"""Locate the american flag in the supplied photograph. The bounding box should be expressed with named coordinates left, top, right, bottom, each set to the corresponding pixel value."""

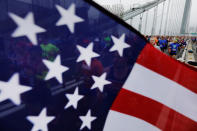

left=0, top=0, right=197, bottom=131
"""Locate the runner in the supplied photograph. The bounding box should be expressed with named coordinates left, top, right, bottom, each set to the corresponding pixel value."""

left=163, top=37, right=168, bottom=50
left=158, top=37, right=166, bottom=52
left=150, top=37, right=161, bottom=51
left=169, top=40, right=180, bottom=59
left=192, top=37, right=196, bottom=44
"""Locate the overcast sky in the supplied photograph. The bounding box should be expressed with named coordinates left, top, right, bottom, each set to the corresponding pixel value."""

left=94, top=0, right=197, bottom=28
left=190, top=0, right=197, bottom=27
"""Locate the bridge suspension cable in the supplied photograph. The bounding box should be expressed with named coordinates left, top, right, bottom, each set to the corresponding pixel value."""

left=151, top=2, right=159, bottom=35
left=159, top=1, right=165, bottom=35
left=121, top=0, right=166, bottom=21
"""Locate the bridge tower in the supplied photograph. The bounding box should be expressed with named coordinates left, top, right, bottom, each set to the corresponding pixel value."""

left=180, top=0, right=192, bottom=35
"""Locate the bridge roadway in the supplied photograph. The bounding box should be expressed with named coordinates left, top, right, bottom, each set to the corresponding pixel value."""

left=193, top=43, right=197, bottom=62
left=175, top=41, right=197, bottom=68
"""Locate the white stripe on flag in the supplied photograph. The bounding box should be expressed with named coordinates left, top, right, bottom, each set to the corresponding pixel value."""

left=103, top=110, right=161, bottom=131
left=124, top=63, right=197, bottom=122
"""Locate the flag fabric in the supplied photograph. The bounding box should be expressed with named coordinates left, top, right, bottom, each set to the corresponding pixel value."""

left=104, top=44, right=197, bottom=131
left=0, top=0, right=197, bottom=131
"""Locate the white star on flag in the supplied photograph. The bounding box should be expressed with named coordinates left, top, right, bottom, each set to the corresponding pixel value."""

left=43, top=55, right=69, bottom=84
left=0, top=73, right=31, bottom=105
left=65, top=87, right=84, bottom=109
left=9, top=12, right=46, bottom=45
left=27, top=108, right=55, bottom=131
left=77, top=42, right=99, bottom=66
left=79, top=110, right=97, bottom=130
left=91, top=73, right=111, bottom=92
left=110, top=34, right=130, bottom=57
left=56, top=4, right=84, bottom=33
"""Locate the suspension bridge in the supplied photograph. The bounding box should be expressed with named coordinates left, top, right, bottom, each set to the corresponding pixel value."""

left=99, top=0, right=193, bottom=36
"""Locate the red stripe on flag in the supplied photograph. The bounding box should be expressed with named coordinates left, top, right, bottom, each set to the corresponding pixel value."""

left=111, top=88, right=197, bottom=131
left=137, top=44, right=197, bottom=94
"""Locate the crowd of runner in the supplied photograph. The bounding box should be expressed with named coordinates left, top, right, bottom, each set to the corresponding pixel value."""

left=145, top=36, right=192, bottom=59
